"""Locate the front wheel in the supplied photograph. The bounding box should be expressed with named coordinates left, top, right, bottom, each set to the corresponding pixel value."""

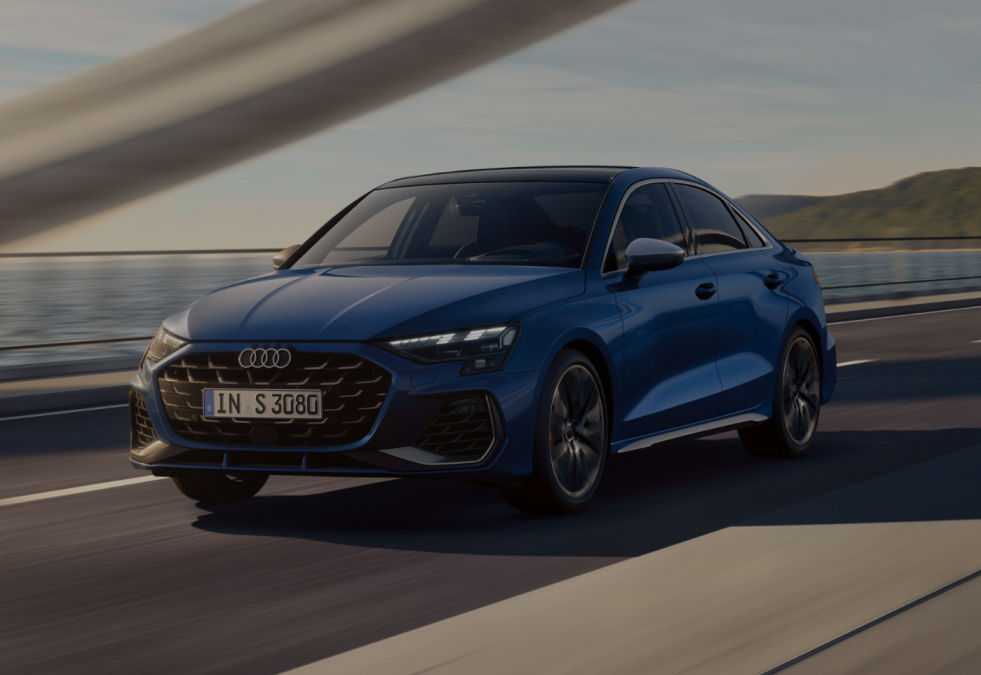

left=503, top=350, right=608, bottom=515
left=739, top=327, right=821, bottom=459
left=170, top=471, right=268, bottom=504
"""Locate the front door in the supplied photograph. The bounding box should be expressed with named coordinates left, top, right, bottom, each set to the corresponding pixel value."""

left=604, top=182, right=722, bottom=442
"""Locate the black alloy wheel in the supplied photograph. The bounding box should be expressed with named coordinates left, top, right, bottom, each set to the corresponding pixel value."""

left=739, top=327, right=821, bottom=459
left=504, top=349, right=608, bottom=514
left=782, top=335, right=821, bottom=445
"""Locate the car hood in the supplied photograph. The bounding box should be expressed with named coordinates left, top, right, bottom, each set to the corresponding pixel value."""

left=166, top=265, right=584, bottom=341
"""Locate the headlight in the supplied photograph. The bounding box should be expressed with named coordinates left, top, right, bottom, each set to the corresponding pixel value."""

left=141, top=327, right=187, bottom=366
left=384, top=325, right=519, bottom=375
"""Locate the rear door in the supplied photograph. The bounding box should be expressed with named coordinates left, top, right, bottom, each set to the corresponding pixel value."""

left=605, top=182, right=722, bottom=441
left=671, top=183, right=790, bottom=415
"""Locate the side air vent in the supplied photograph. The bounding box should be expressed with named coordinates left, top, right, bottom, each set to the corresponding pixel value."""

left=130, top=391, right=158, bottom=450
left=415, top=395, right=496, bottom=462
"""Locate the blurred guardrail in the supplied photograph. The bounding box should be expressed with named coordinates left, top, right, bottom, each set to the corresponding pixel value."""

left=1, top=238, right=980, bottom=369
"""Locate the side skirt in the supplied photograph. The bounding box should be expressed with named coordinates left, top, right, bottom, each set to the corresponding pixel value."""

left=614, top=412, right=768, bottom=454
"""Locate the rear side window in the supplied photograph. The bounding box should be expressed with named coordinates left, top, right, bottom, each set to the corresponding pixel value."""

left=605, top=183, right=687, bottom=271
left=674, top=184, right=748, bottom=254
left=733, top=211, right=768, bottom=248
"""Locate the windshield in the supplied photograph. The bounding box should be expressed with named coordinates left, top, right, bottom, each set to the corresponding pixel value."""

left=292, top=182, right=607, bottom=268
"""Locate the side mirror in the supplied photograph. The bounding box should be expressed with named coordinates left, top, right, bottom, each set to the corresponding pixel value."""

left=272, top=244, right=300, bottom=270
left=625, top=238, right=685, bottom=276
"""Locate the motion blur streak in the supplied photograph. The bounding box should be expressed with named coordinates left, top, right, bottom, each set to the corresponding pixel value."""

left=0, top=307, right=978, bottom=673
left=0, top=403, right=128, bottom=422
left=0, top=0, right=630, bottom=245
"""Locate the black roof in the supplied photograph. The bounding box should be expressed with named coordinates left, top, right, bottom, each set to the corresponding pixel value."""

left=380, top=165, right=635, bottom=188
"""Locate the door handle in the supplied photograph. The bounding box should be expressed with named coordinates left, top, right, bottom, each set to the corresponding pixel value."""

left=695, top=282, right=717, bottom=300
left=764, top=273, right=783, bottom=289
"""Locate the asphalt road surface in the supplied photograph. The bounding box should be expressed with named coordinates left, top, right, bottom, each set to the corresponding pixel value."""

left=2, top=306, right=980, bottom=674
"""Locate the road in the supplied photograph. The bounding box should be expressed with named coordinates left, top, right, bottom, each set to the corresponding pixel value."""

left=1, top=306, right=979, bottom=673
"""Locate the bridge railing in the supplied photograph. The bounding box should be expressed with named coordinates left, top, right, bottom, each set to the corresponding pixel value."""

left=1, top=238, right=979, bottom=367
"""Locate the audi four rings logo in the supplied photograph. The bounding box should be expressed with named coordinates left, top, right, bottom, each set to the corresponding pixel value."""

left=238, top=346, right=293, bottom=369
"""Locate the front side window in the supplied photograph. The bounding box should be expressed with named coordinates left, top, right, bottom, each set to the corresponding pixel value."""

left=293, top=182, right=607, bottom=268
left=674, top=184, right=748, bottom=254
left=605, top=183, right=686, bottom=272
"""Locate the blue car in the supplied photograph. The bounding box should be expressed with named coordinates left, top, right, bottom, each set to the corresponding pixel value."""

left=130, top=166, right=836, bottom=513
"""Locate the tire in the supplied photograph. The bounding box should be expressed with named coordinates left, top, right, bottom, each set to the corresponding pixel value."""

left=503, top=349, right=608, bottom=514
left=170, top=471, right=268, bottom=504
left=739, top=327, right=821, bottom=459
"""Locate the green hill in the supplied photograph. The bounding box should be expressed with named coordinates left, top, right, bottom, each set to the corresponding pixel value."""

left=735, top=195, right=825, bottom=222
left=736, top=167, right=981, bottom=241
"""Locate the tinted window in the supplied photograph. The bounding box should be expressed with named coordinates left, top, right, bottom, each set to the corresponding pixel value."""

left=605, top=183, right=686, bottom=271
left=333, top=198, right=413, bottom=251
left=428, top=200, right=478, bottom=247
left=674, top=184, right=748, bottom=254
left=294, top=182, right=607, bottom=268
left=733, top=211, right=767, bottom=248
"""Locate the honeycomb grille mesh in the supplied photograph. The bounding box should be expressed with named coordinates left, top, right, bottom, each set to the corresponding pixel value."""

left=130, top=391, right=157, bottom=450
left=157, top=351, right=391, bottom=448
left=415, top=396, right=495, bottom=461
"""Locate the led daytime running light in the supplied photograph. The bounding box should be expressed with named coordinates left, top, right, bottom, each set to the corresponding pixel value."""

left=385, top=325, right=519, bottom=374
left=389, top=326, right=507, bottom=350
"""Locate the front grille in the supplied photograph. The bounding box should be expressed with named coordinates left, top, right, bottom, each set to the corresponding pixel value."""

left=130, top=391, right=157, bottom=450
left=415, top=396, right=496, bottom=462
left=158, top=351, right=391, bottom=448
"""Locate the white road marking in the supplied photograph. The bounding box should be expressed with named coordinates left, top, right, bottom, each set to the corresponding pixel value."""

left=973, top=339, right=981, bottom=344
left=0, top=475, right=164, bottom=508
left=829, top=304, right=981, bottom=325
left=838, top=359, right=875, bottom=367
left=0, top=402, right=128, bottom=422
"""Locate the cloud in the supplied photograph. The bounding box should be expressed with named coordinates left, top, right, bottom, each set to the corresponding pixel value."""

left=0, top=1, right=250, bottom=57
left=0, top=0, right=253, bottom=99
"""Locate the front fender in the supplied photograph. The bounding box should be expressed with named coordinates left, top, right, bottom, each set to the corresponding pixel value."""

left=505, top=293, right=623, bottom=437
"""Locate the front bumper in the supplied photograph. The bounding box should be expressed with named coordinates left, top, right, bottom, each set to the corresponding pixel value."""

left=130, top=340, right=540, bottom=481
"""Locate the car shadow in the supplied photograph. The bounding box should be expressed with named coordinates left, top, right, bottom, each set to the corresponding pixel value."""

left=192, top=427, right=981, bottom=558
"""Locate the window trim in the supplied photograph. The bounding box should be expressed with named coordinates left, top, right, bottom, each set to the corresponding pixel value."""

left=600, top=179, right=773, bottom=277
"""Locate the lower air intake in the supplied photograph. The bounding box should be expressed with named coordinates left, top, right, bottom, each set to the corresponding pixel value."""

left=415, top=395, right=496, bottom=462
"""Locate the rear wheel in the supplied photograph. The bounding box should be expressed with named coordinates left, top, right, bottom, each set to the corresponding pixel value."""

left=170, top=471, right=268, bottom=504
left=503, top=350, right=608, bottom=514
left=739, top=327, right=821, bottom=459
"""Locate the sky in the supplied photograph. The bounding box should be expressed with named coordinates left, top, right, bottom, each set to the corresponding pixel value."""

left=2, top=0, right=980, bottom=252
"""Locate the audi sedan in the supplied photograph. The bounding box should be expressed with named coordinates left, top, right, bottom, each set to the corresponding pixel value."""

left=130, top=166, right=836, bottom=513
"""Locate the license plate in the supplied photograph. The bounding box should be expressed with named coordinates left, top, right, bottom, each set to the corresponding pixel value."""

left=202, top=389, right=322, bottom=420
